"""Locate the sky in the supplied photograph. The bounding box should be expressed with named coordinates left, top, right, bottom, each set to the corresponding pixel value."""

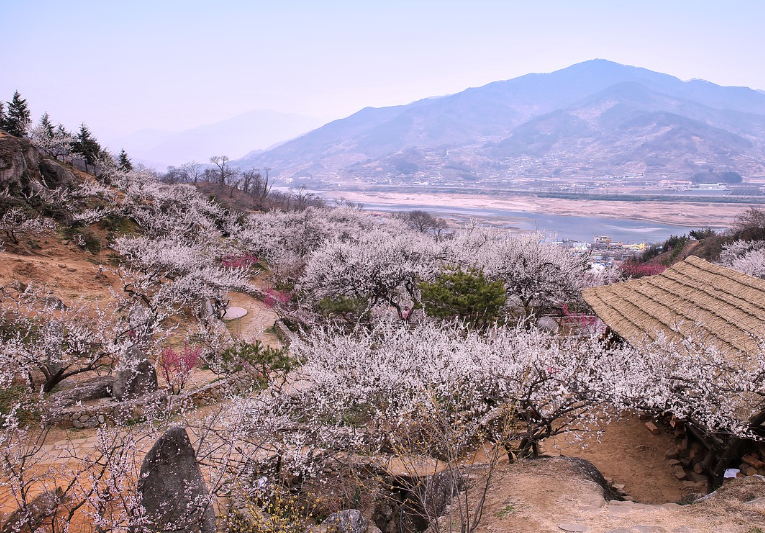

left=2, top=0, right=764, bottom=144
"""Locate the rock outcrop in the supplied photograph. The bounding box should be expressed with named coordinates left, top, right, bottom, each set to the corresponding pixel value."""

left=0, top=134, right=75, bottom=191
left=322, top=510, right=368, bottom=533
left=49, top=375, right=114, bottom=407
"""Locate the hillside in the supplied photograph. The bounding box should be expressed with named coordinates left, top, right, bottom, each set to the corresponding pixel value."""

left=5, top=132, right=765, bottom=532
left=233, top=59, right=765, bottom=186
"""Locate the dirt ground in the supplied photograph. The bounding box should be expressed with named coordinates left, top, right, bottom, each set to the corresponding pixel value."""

left=469, top=456, right=765, bottom=533
left=542, top=417, right=686, bottom=504
left=0, top=234, right=120, bottom=302
left=224, top=292, right=282, bottom=348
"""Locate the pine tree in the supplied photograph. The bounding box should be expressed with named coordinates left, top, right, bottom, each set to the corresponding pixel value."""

left=5, top=91, right=32, bottom=137
left=0, top=101, right=6, bottom=132
left=39, top=112, right=55, bottom=138
left=71, top=123, right=101, bottom=168
left=118, top=149, right=133, bottom=172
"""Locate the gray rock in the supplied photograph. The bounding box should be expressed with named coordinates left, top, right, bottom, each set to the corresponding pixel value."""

left=556, top=456, right=614, bottom=498
left=49, top=376, right=114, bottom=407
left=558, top=525, right=589, bottom=532
left=137, top=426, right=216, bottom=533
left=112, top=346, right=157, bottom=401
left=633, top=527, right=665, bottom=533
left=1, top=488, right=65, bottom=533
left=322, top=510, right=368, bottom=533
left=537, top=315, right=560, bottom=333
left=39, top=159, right=76, bottom=189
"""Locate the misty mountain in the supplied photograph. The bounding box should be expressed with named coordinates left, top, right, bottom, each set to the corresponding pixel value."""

left=109, top=110, right=324, bottom=170
left=233, top=60, right=765, bottom=184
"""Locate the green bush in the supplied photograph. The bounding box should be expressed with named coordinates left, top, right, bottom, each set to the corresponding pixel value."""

left=220, top=340, right=297, bottom=388
left=419, top=267, right=506, bottom=329
left=317, top=296, right=369, bottom=322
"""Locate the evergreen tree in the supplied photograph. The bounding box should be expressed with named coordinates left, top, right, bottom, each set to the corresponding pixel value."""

left=71, top=123, right=101, bottom=168
left=39, top=112, right=55, bottom=138
left=5, top=91, right=32, bottom=137
left=0, top=101, right=6, bottom=132
left=419, top=267, right=507, bottom=329
left=118, top=149, right=133, bottom=172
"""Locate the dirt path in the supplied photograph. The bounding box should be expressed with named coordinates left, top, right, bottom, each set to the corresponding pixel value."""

left=473, top=457, right=765, bottom=533
left=224, top=292, right=282, bottom=347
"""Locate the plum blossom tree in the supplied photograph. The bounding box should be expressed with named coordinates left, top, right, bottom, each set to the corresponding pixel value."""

left=719, top=239, right=765, bottom=278
left=29, top=123, right=75, bottom=162
left=232, top=206, right=385, bottom=287
left=448, top=230, right=589, bottom=321
left=300, top=228, right=438, bottom=321
left=0, top=207, right=56, bottom=246
left=0, top=286, right=130, bottom=392
left=284, top=321, right=638, bottom=459
left=114, top=234, right=256, bottom=324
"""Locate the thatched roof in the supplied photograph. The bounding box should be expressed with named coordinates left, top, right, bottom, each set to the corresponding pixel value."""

left=583, top=256, right=765, bottom=356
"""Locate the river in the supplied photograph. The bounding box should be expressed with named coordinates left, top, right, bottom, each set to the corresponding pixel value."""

left=360, top=201, right=696, bottom=244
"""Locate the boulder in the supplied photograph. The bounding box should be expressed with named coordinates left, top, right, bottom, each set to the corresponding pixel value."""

left=39, top=159, right=76, bottom=189
left=49, top=375, right=114, bottom=407
left=0, top=134, right=75, bottom=191
left=112, top=346, right=157, bottom=401
left=322, top=510, right=368, bottom=533
left=137, top=426, right=216, bottom=533
left=1, top=488, right=65, bottom=533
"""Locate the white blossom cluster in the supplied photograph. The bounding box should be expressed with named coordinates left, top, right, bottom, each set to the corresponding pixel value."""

left=719, top=239, right=765, bottom=278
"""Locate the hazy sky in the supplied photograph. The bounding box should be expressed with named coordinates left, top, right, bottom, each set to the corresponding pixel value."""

left=2, top=0, right=763, bottom=143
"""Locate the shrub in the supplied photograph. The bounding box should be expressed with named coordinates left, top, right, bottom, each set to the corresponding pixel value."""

left=221, top=254, right=259, bottom=269
left=619, top=261, right=666, bottom=279
left=158, top=342, right=202, bottom=394
left=317, top=296, right=368, bottom=322
left=220, top=340, right=296, bottom=388
left=264, top=289, right=291, bottom=307
left=419, top=267, right=506, bottom=329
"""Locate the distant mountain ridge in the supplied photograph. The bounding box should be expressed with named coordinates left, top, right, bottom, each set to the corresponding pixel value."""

left=232, top=59, right=765, bottom=185
left=110, top=110, right=324, bottom=169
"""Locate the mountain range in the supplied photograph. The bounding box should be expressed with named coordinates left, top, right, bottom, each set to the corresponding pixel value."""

left=231, top=60, right=765, bottom=185
left=108, top=110, right=324, bottom=169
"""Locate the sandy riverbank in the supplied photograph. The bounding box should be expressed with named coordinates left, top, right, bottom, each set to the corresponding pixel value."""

left=323, top=190, right=755, bottom=228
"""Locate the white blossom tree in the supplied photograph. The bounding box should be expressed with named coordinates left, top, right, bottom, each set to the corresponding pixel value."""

left=719, top=239, right=765, bottom=278
left=448, top=230, right=589, bottom=321
left=0, top=286, right=130, bottom=393
left=300, top=228, right=438, bottom=321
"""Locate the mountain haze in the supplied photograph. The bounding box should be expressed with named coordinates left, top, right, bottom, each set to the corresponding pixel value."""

left=110, top=110, right=324, bottom=169
left=232, top=60, right=765, bottom=184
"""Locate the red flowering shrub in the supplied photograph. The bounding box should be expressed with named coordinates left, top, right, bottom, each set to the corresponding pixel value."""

left=221, top=254, right=259, bottom=269
left=619, top=261, right=666, bottom=279
left=158, top=342, right=202, bottom=394
left=560, top=303, right=599, bottom=331
left=264, top=289, right=291, bottom=307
